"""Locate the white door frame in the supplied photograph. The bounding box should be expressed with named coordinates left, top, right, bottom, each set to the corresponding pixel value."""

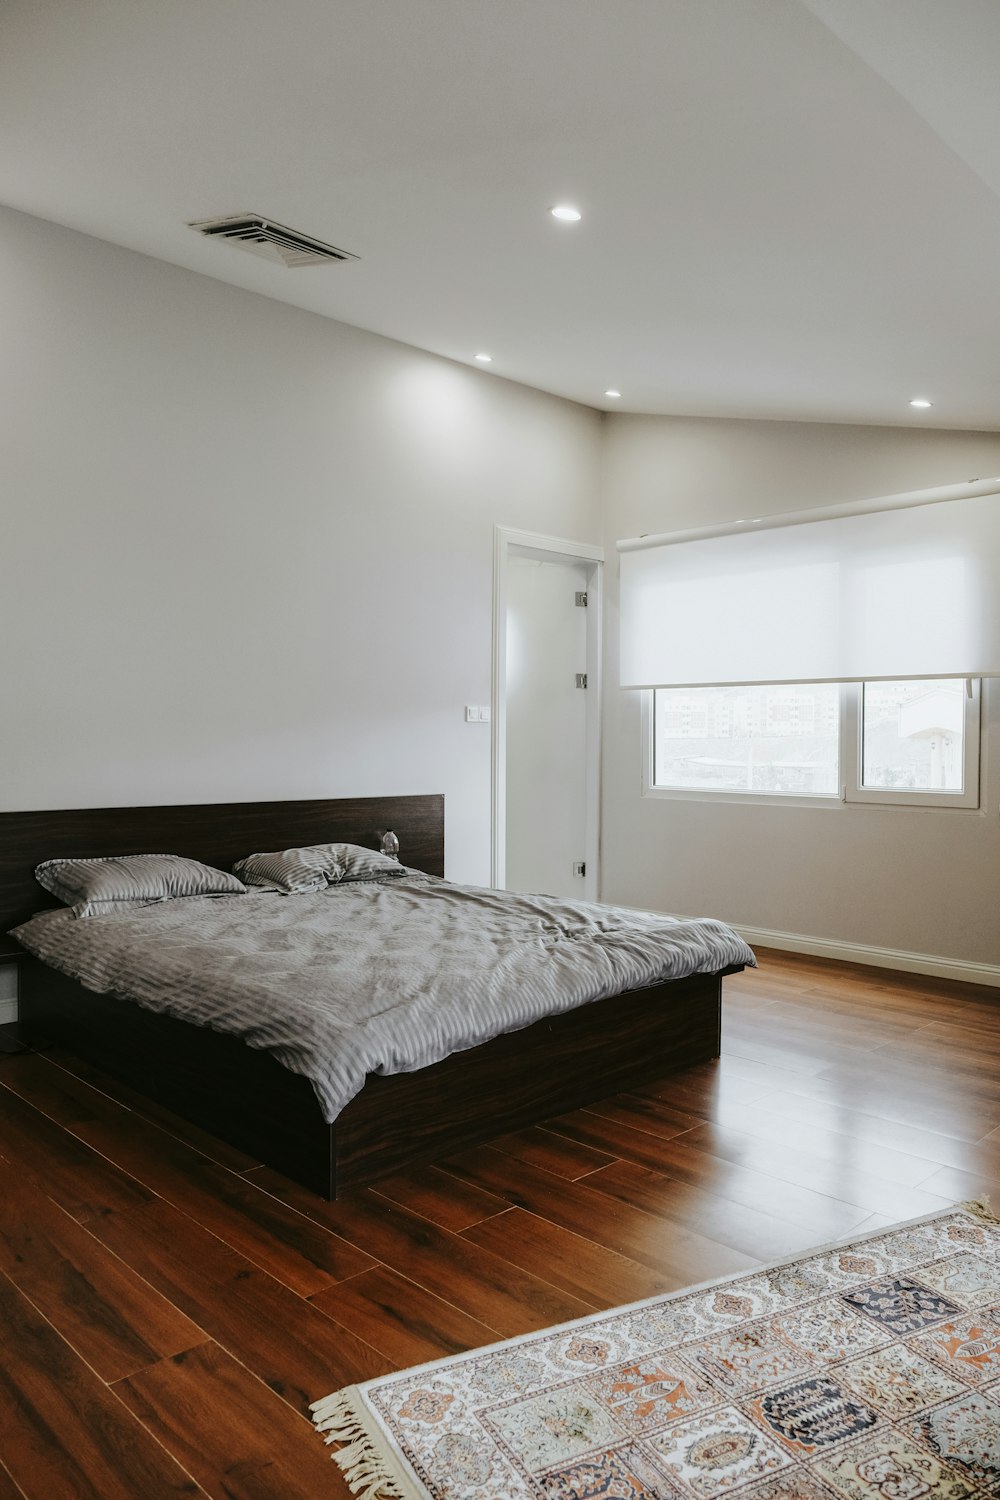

left=492, top=526, right=604, bottom=900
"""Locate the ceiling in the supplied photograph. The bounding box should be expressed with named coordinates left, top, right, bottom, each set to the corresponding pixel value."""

left=2, top=0, right=999, bottom=426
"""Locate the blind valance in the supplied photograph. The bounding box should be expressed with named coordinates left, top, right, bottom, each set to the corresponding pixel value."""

left=618, top=483, right=1000, bottom=689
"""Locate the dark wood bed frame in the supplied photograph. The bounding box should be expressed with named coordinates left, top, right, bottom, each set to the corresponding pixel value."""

left=0, top=796, right=738, bottom=1198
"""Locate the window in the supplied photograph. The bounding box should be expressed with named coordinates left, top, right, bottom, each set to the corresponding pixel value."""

left=651, top=684, right=840, bottom=797
left=649, top=679, right=980, bottom=807
left=844, top=678, right=980, bottom=808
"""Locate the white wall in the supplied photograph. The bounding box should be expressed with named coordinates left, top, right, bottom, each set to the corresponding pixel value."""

left=601, top=414, right=1000, bottom=970
left=6, top=207, right=999, bottom=978
left=0, top=207, right=602, bottom=883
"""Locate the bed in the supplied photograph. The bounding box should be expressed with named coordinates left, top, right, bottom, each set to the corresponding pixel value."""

left=0, top=795, right=749, bottom=1198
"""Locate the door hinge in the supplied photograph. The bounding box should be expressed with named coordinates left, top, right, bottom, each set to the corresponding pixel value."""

left=575, top=591, right=588, bottom=607
left=575, top=673, right=588, bottom=689
left=573, top=861, right=586, bottom=877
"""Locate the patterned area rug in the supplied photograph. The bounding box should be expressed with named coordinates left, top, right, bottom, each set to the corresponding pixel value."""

left=311, top=1202, right=1000, bottom=1500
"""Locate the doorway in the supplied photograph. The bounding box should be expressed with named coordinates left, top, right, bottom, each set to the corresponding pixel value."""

left=492, top=528, right=603, bottom=900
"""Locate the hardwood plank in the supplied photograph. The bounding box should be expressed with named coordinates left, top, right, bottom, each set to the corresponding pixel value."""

left=872, top=1039, right=1000, bottom=1088
left=2, top=1056, right=371, bottom=1292
left=745, top=1090, right=996, bottom=1172
left=83, top=1198, right=390, bottom=1414
left=619, top=1086, right=783, bottom=1141
left=915, top=1163, right=1000, bottom=1205
left=724, top=1009, right=894, bottom=1056
left=545, top=1108, right=870, bottom=1236
left=0, top=1158, right=208, bottom=1384
left=116, top=1341, right=346, bottom=1500
left=846, top=1213, right=900, bottom=1237
left=724, top=1006, right=909, bottom=1051
left=463, top=1207, right=671, bottom=1305
left=580, top=1093, right=703, bottom=1140
left=800, top=1072, right=1000, bottom=1136
left=0, top=1274, right=205, bottom=1499
left=676, top=1120, right=954, bottom=1220
left=785, top=986, right=947, bottom=1023
left=754, top=990, right=920, bottom=1031
left=726, top=970, right=818, bottom=1002
left=442, top=1143, right=756, bottom=1284
left=47, top=1050, right=261, bottom=1171
left=65, top=1109, right=374, bottom=1296
left=630, top=1063, right=774, bottom=1115
left=0, top=1051, right=111, bottom=1127
left=0, top=1464, right=27, bottom=1500
left=87, top=1194, right=256, bottom=1288
left=692, top=1099, right=942, bottom=1187
left=800, top=1001, right=1000, bottom=1051
left=311, top=1265, right=500, bottom=1367
left=583, top=1160, right=837, bottom=1262
left=0, top=1085, right=153, bottom=1223
left=729, top=1060, right=1000, bottom=1142
left=749, top=950, right=1000, bottom=1005
left=12, top=1247, right=209, bottom=1390
left=914, top=1019, right=1000, bottom=1056
left=0, top=1157, right=76, bottom=1280
left=804, top=978, right=1000, bottom=1021
left=490, top=1123, right=618, bottom=1179
left=370, top=1163, right=509, bottom=1231
left=244, top=1167, right=595, bottom=1336
left=815, top=1054, right=1000, bottom=1107
left=721, top=1030, right=866, bottom=1075
left=712, top=1052, right=838, bottom=1093
left=888, top=1058, right=1000, bottom=1104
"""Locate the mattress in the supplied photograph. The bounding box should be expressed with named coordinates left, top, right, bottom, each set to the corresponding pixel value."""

left=12, top=874, right=755, bottom=1122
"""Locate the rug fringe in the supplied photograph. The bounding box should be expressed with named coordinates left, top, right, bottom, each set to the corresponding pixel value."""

left=962, top=1196, right=1000, bottom=1226
left=310, top=1389, right=410, bottom=1500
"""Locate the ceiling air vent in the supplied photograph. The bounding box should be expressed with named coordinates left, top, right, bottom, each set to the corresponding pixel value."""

left=188, top=214, right=359, bottom=268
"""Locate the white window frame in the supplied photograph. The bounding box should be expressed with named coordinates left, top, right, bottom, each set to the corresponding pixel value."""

left=643, top=680, right=982, bottom=810
left=843, top=678, right=981, bottom=809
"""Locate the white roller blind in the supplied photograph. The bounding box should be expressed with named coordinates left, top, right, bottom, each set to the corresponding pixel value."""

left=618, top=486, right=1000, bottom=688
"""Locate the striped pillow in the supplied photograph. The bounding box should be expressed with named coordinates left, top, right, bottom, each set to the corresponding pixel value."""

left=233, top=843, right=403, bottom=894
left=35, top=854, right=247, bottom=918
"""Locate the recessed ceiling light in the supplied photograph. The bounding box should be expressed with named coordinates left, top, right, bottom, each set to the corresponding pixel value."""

left=474, top=353, right=492, bottom=363
left=550, top=205, right=582, bottom=222
left=605, top=389, right=621, bottom=399
left=909, top=398, right=932, bottom=408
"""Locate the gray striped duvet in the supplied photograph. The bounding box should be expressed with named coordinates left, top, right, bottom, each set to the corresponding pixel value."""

left=11, top=875, right=755, bottom=1124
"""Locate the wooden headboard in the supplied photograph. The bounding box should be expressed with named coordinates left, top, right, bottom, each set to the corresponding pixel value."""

left=0, top=794, right=444, bottom=957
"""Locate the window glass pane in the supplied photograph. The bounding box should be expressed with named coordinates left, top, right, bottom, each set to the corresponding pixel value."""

left=652, top=685, right=840, bottom=795
left=861, top=679, right=965, bottom=791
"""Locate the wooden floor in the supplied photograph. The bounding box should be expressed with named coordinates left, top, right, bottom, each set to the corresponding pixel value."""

left=2, top=948, right=999, bottom=1498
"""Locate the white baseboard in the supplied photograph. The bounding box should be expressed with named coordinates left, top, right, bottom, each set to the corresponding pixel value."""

left=735, top=923, right=1000, bottom=990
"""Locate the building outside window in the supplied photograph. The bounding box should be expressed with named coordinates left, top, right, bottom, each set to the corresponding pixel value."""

left=860, top=680, right=964, bottom=791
